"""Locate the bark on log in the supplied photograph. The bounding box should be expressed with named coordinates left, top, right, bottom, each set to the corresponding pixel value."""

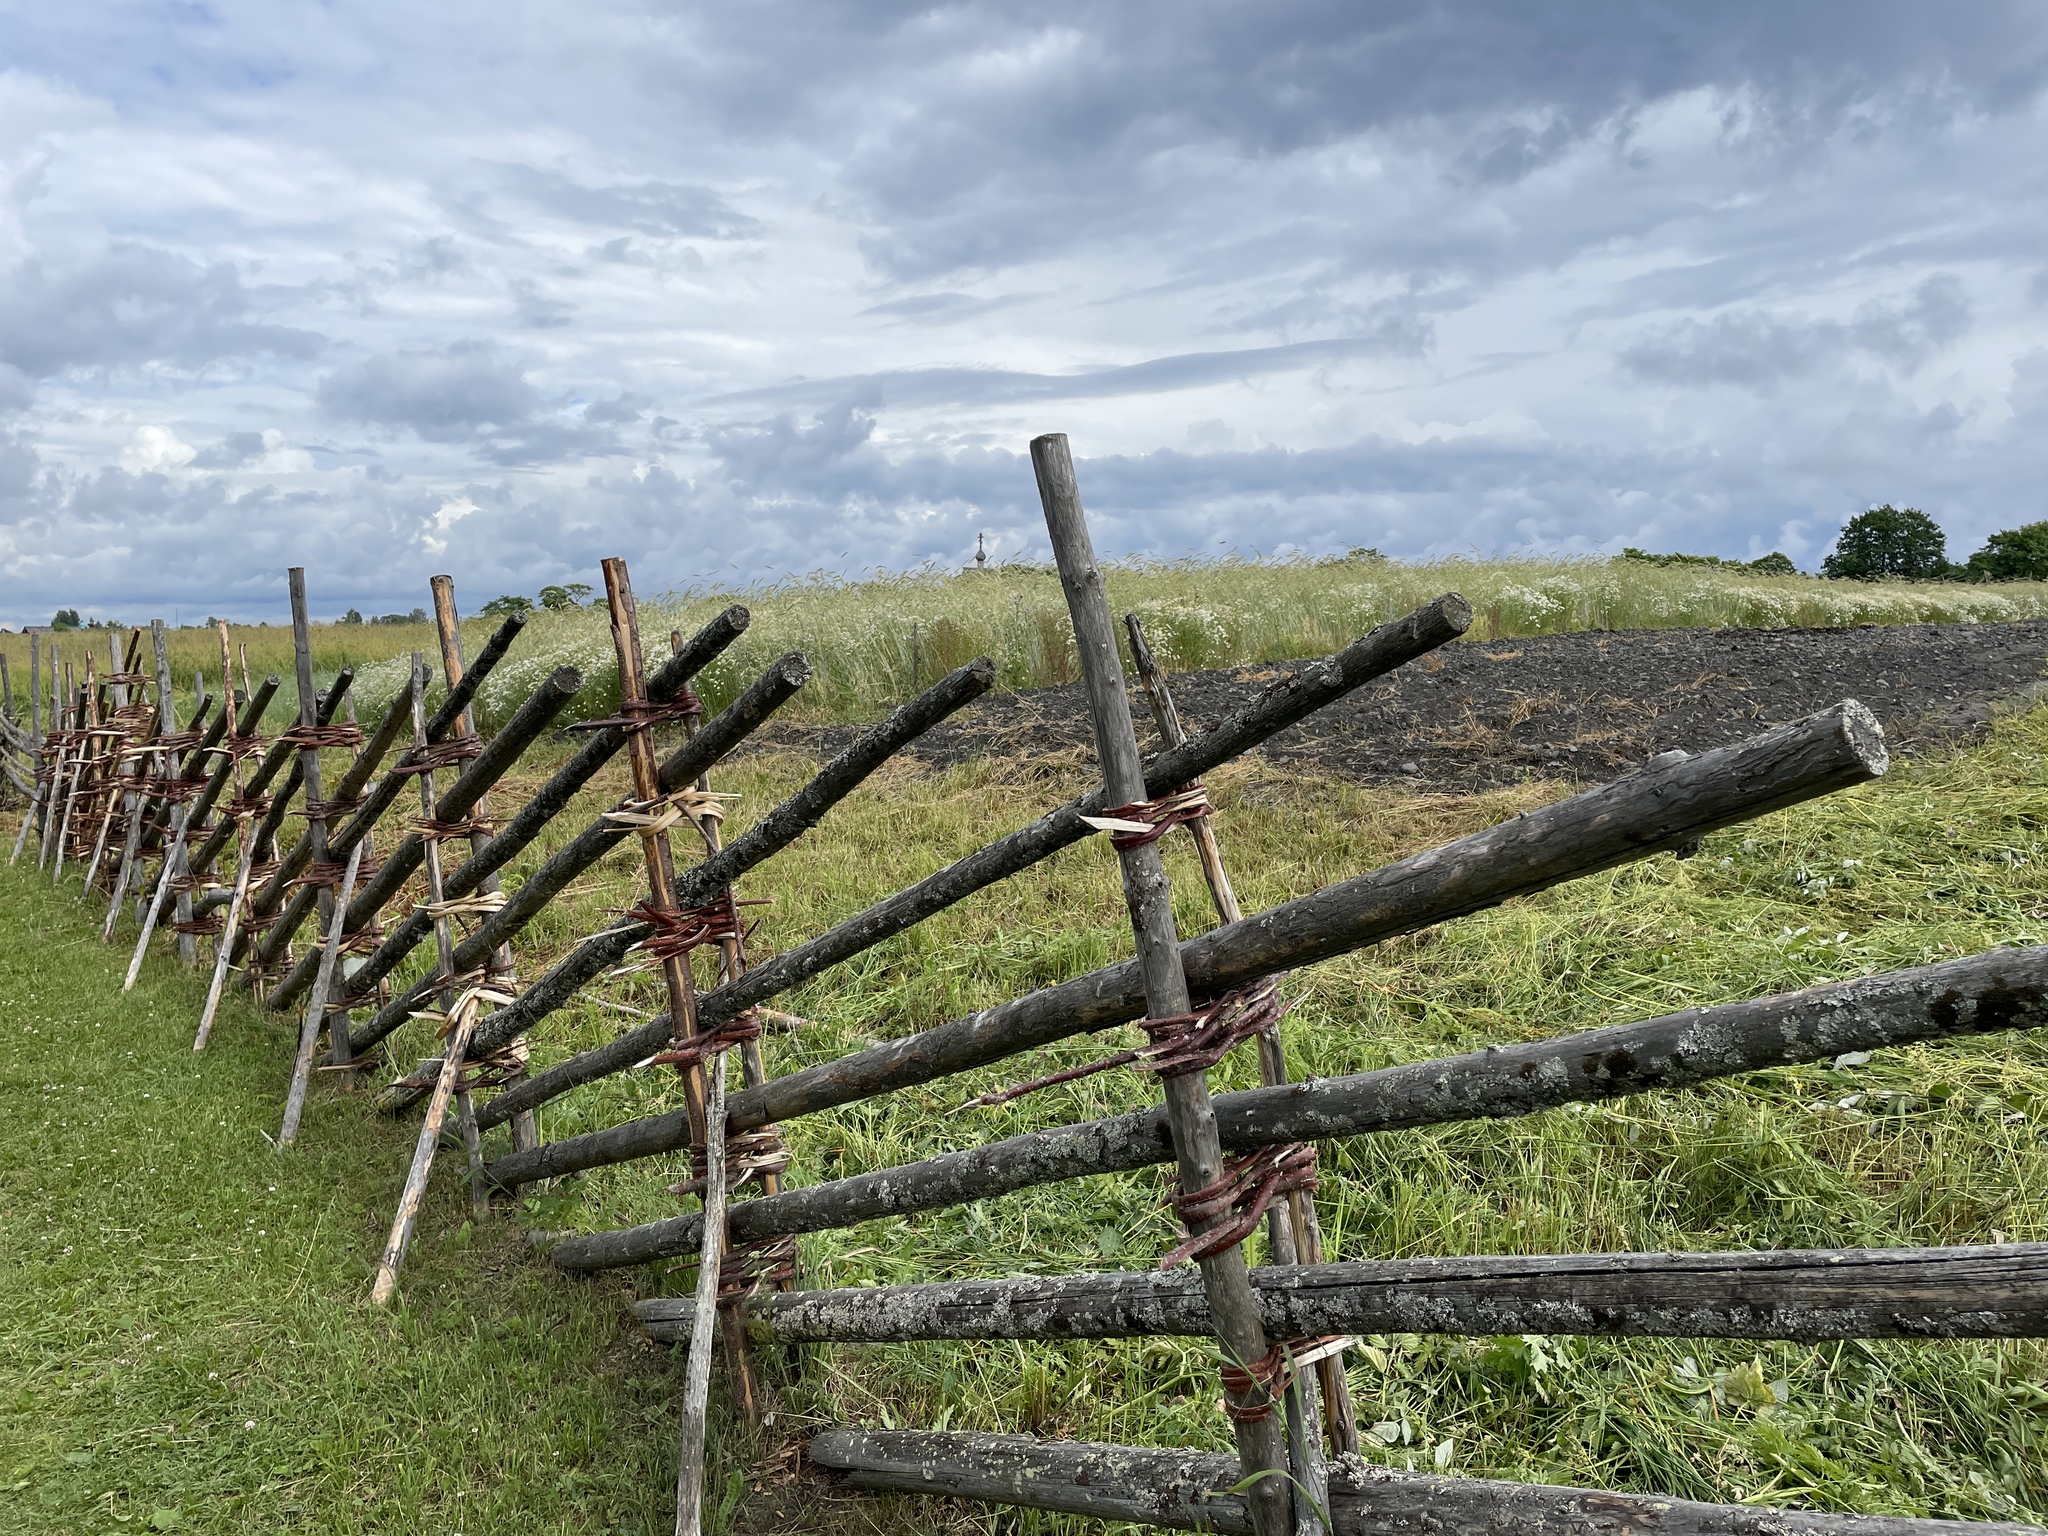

left=185, top=667, right=353, bottom=909
left=287, top=606, right=749, bottom=1017
left=181, top=677, right=325, bottom=878
left=232, top=610, right=528, bottom=957
left=542, top=942, right=2042, bottom=1272
left=506, top=699, right=1888, bottom=1194
left=637, top=1242, right=2048, bottom=1346
left=250, top=662, right=582, bottom=989
left=807, top=1431, right=2041, bottom=1536
left=462, top=656, right=1001, bottom=1125
left=481, top=594, right=1472, bottom=1122
left=1032, top=431, right=1295, bottom=1536
left=337, top=653, right=812, bottom=1060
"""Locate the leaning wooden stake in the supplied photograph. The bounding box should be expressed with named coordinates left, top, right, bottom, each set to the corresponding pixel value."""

left=50, top=665, right=86, bottom=880
left=369, top=657, right=503, bottom=1299
left=194, top=624, right=255, bottom=1050
left=594, top=557, right=747, bottom=1532
left=1035, top=433, right=1300, bottom=1536
left=100, top=621, right=174, bottom=938
left=286, top=570, right=345, bottom=1050
left=11, top=633, right=45, bottom=865
left=280, top=837, right=366, bottom=1145
left=1126, top=612, right=1360, bottom=1460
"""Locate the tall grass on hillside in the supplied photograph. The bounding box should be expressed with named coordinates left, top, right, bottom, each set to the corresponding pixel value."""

left=10, top=556, right=2048, bottom=731
left=446, top=556, right=2048, bottom=726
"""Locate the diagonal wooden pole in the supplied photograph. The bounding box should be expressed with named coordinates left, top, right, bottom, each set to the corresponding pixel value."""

left=11, top=633, right=45, bottom=867
left=1034, top=433, right=1302, bottom=1536
left=369, top=655, right=469, bottom=1300
left=597, top=559, right=741, bottom=1536
left=1125, top=614, right=1361, bottom=1460
left=101, top=623, right=170, bottom=939
left=34, top=655, right=66, bottom=871
left=194, top=624, right=255, bottom=1051
left=285, top=570, right=347, bottom=1054
left=50, top=665, right=85, bottom=879
left=430, top=575, right=532, bottom=1167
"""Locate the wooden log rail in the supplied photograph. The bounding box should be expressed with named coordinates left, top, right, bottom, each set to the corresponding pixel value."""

left=472, top=593, right=1473, bottom=1125
left=542, top=942, right=2047, bottom=1272
left=180, top=668, right=355, bottom=904
left=334, top=652, right=814, bottom=1061
left=808, top=1431, right=2044, bottom=1536
left=1035, top=433, right=1296, bottom=1535
left=501, top=697, right=1890, bottom=1193
left=636, top=1242, right=2048, bottom=1347
left=178, top=675, right=331, bottom=878
left=241, top=659, right=582, bottom=981
left=210, top=608, right=526, bottom=950
left=267, top=604, right=750, bottom=1016
left=434, top=656, right=1000, bottom=1118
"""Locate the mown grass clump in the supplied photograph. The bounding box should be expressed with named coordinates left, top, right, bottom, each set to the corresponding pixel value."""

left=3, top=695, right=2046, bottom=1532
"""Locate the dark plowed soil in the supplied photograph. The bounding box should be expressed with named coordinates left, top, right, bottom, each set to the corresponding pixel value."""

left=772, top=621, right=2048, bottom=794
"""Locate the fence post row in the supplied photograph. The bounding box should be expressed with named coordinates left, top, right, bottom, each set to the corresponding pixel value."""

left=8, top=441, right=2044, bottom=1536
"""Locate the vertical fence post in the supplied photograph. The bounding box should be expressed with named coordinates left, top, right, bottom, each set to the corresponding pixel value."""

left=287, top=570, right=346, bottom=1061
left=1125, top=613, right=1360, bottom=1463
left=430, top=575, right=534, bottom=1158
left=1032, top=433, right=1302, bottom=1536
left=598, top=558, right=747, bottom=1536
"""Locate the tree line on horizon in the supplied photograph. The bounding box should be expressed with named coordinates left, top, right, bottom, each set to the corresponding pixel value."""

left=1629, top=507, right=2048, bottom=584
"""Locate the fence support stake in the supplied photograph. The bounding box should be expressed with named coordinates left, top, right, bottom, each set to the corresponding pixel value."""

left=1035, top=432, right=1303, bottom=1536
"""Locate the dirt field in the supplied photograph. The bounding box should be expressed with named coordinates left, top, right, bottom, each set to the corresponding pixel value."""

left=777, top=620, right=2048, bottom=792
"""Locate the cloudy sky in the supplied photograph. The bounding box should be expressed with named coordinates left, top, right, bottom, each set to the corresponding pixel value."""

left=2, top=2, right=2047, bottom=623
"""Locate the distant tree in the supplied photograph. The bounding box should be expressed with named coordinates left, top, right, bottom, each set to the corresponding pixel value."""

left=1745, top=551, right=1798, bottom=576
left=1821, top=506, right=1952, bottom=581
left=370, top=608, right=428, bottom=626
left=1963, top=520, right=2048, bottom=583
left=480, top=594, right=534, bottom=619
left=340, top=608, right=364, bottom=625
left=50, top=608, right=80, bottom=630
left=537, top=582, right=593, bottom=613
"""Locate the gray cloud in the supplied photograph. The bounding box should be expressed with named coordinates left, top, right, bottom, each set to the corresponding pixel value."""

left=492, top=164, right=761, bottom=239
left=1620, top=275, right=1972, bottom=388
left=0, top=245, right=322, bottom=378
left=318, top=341, right=547, bottom=441
left=4, top=3, right=2048, bottom=624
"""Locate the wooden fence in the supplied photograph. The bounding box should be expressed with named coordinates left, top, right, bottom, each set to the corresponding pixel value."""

left=0, top=438, right=2042, bottom=1536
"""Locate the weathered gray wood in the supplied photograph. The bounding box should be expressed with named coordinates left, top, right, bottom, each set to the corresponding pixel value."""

left=459, top=656, right=1000, bottom=1124
left=12, top=633, right=47, bottom=865
left=280, top=836, right=367, bottom=1144
left=543, top=943, right=2042, bottom=1272
left=284, top=569, right=340, bottom=1023
left=1128, top=608, right=1354, bottom=1461
left=808, top=1431, right=2042, bottom=1536
left=198, top=611, right=517, bottom=931
left=483, top=593, right=1472, bottom=1121
left=503, top=699, right=1889, bottom=1192
left=180, top=675, right=325, bottom=879
left=336, top=653, right=813, bottom=1061
left=278, top=606, right=749, bottom=1018
left=641, top=1242, right=2048, bottom=1347
left=1035, top=432, right=1297, bottom=1536
left=244, top=659, right=582, bottom=983
left=430, top=575, right=517, bottom=994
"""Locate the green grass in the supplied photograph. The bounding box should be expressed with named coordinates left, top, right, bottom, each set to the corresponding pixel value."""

left=11, top=553, right=2048, bottom=732
left=4, top=693, right=2047, bottom=1532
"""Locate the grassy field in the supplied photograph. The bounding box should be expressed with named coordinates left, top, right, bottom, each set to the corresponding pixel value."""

left=9, top=555, right=2048, bottom=732
left=2, top=689, right=2046, bottom=1531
